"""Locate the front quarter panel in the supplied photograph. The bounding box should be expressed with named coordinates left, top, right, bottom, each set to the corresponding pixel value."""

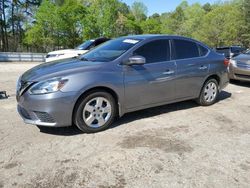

left=60, top=63, right=125, bottom=113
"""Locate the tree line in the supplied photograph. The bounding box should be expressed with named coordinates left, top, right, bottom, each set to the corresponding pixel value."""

left=0, top=0, right=250, bottom=52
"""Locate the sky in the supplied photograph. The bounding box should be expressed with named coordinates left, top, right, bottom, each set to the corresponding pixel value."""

left=123, top=0, right=219, bottom=15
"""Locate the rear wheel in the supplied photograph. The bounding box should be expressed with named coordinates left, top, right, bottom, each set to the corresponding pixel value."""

left=73, top=91, right=117, bottom=133
left=196, top=78, right=219, bottom=106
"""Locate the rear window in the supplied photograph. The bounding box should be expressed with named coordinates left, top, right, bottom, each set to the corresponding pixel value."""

left=198, top=45, right=209, bottom=56
left=173, top=39, right=200, bottom=60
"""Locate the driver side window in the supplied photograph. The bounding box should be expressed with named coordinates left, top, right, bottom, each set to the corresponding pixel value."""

left=133, top=39, right=171, bottom=64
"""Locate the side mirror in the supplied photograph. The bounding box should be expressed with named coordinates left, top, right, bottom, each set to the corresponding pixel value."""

left=125, top=56, right=146, bottom=66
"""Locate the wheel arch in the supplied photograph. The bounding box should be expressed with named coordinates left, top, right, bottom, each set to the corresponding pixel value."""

left=72, top=86, right=121, bottom=124
left=196, top=74, right=220, bottom=106
left=199, top=74, right=221, bottom=96
left=205, top=74, right=220, bottom=85
left=197, top=74, right=221, bottom=99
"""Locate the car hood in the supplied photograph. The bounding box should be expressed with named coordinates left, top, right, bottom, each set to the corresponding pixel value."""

left=233, top=54, right=250, bottom=64
left=47, top=49, right=88, bottom=55
left=20, top=59, right=103, bottom=82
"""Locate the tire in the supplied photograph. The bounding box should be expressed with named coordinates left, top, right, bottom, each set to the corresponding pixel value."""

left=73, top=91, right=117, bottom=133
left=196, top=78, right=219, bottom=106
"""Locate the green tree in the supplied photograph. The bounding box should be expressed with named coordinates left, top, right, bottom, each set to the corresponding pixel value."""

left=57, top=0, right=86, bottom=47
left=241, top=0, right=250, bottom=47
left=141, top=13, right=161, bottom=34
left=24, top=0, right=85, bottom=51
left=203, top=3, right=212, bottom=12
left=115, top=12, right=142, bottom=36
left=2, top=0, right=250, bottom=52
left=179, top=3, right=205, bottom=37
left=24, top=0, right=58, bottom=51
left=83, top=0, right=134, bottom=39
left=161, top=1, right=187, bottom=34
left=194, top=2, right=243, bottom=47
left=130, top=1, right=148, bottom=21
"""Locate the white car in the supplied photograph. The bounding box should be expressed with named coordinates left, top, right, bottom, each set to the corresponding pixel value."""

left=45, top=37, right=110, bottom=62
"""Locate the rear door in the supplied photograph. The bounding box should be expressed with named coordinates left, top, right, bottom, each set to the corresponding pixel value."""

left=124, top=39, right=177, bottom=110
left=173, top=39, right=210, bottom=99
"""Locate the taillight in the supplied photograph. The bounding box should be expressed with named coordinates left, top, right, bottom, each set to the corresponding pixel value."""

left=224, top=58, right=230, bottom=67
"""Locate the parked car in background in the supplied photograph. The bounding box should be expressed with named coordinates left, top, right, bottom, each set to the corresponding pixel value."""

left=45, top=37, right=110, bottom=62
left=216, top=46, right=246, bottom=59
left=229, top=50, right=250, bottom=81
left=17, top=35, right=229, bottom=133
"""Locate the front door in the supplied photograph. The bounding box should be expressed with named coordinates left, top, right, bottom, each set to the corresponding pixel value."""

left=124, top=39, right=177, bottom=110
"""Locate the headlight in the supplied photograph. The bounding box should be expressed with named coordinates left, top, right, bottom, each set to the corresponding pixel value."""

left=29, top=78, right=68, bottom=95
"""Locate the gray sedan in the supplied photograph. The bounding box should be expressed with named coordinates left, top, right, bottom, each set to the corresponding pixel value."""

left=16, top=35, right=229, bottom=133
left=229, top=50, right=250, bottom=82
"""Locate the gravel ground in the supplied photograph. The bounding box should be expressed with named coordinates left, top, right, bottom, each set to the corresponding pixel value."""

left=0, top=62, right=250, bottom=188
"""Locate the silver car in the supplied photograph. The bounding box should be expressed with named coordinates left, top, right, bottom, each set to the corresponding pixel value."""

left=16, top=35, right=229, bottom=133
left=229, top=50, right=250, bottom=82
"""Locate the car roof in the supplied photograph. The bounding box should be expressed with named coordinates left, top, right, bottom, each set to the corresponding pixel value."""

left=118, top=35, right=206, bottom=44
left=117, top=35, right=209, bottom=49
left=119, top=34, right=195, bottom=40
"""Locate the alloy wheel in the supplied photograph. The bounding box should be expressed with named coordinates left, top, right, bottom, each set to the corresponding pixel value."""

left=204, top=82, right=217, bottom=103
left=82, top=97, right=112, bottom=128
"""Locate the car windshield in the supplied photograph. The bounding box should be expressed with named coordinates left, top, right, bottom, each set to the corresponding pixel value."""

left=80, top=38, right=141, bottom=62
left=76, top=40, right=94, bottom=50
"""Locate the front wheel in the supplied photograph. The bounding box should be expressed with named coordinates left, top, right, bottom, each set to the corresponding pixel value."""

left=196, top=78, right=219, bottom=106
left=73, top=91, right=117, bottom=133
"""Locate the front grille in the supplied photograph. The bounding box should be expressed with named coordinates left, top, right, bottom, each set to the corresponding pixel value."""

left=235, top=74, right=250, bottom=79
left=18, top=106, right=31, bottom=119
left=34, top=112, right=55, bottom=123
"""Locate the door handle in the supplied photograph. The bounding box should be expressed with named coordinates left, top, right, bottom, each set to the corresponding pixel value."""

left=199, top=65, right=208, bottom=70
left=163, top=70, right=175, bottom=75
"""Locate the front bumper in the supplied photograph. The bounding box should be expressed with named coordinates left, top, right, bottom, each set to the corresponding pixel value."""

left=229, top=62, right=250, bottom=81
left=17, top=91, right=78, bottom=127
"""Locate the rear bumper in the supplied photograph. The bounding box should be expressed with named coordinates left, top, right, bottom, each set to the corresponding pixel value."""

left=17, top=91, right=78, bottom=127
left=218, top=69, right=230, bottom=91
left=229, top=63, right=250, bottom=81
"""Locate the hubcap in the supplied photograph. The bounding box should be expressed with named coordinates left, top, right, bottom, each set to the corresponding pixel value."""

left=204, top=82, right=217, bottom=102
left=83, top=97, right=112, bottom=128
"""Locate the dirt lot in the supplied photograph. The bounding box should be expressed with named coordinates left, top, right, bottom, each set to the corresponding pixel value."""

left=0, top=62, right=250, bottom=188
